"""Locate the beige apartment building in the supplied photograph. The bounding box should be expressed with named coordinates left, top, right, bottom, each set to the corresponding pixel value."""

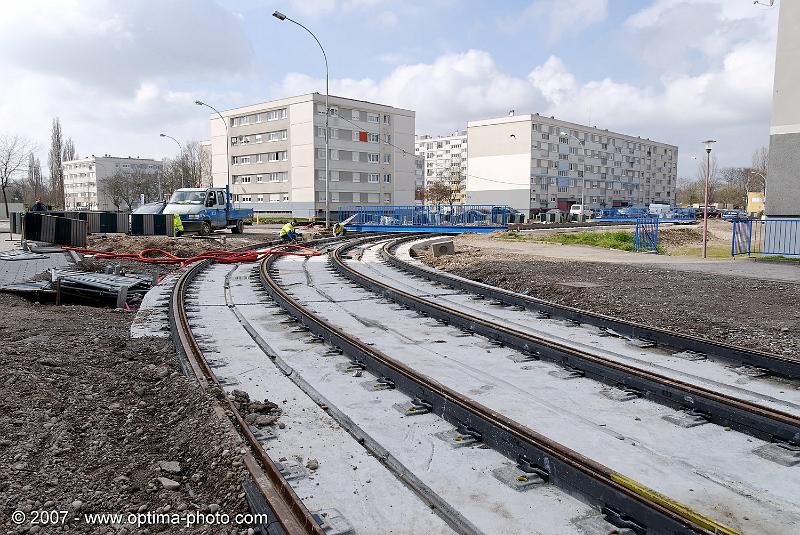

left=63, top=155, right=163, bottom=210
left=415, top=131, right=468, bottom=203
left=207, top=93, right=416, bottom=218
left=466, top=113, right=677, bottom=215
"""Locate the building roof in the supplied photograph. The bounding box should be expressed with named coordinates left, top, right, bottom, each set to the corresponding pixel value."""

left=217, top=92, right=415, bottom=116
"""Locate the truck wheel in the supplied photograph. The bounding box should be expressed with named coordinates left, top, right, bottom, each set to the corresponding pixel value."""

left=231, top=220, right=244, bottom=234
left=199, top=221, right=212, bottom=236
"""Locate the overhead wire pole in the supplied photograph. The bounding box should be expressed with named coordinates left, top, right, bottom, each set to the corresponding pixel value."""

left=159, top=133, right=186, bottom=188
left=195, top=100, right=232, bottom=208
left=273, top=10, right=330, bottom=228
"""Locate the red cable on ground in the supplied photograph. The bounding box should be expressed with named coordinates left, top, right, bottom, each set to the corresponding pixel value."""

left=63, top=243, right=322, bottom=268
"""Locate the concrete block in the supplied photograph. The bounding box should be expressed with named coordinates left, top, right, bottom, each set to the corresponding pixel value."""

left=430, top=240, right=455, bottom=258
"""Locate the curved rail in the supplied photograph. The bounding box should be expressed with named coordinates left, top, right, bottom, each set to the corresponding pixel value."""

left=170, top=244, right=325, bottom=535
left=382, top=234, right=800, bottom=380
left=260, top=241, right=741, bottom=535
left=331, top=235, right=800, bottom=446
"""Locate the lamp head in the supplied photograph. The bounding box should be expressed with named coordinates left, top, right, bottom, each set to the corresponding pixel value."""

left=159, top=133, right=166, bottom=137
left=194, top=100, right=204, bottom=106
left=273, top=11, right=287, bottom=20
left=702, top=139, right=716, bottom=152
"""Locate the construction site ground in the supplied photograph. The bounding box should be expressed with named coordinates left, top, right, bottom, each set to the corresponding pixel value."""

left=421, top=229, right=800, bottom=357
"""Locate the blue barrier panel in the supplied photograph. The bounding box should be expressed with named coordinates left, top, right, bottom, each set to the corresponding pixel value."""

left=732, top=218, right=800, bottom=256
left=634, top=218, right=659, bottom=253
left=595, top=206, right=695, bottom=223
left=338, top=204, right=510, bottom=233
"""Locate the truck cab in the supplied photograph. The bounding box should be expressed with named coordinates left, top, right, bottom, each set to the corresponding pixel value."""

left=163, top=187, right=253, bottom=235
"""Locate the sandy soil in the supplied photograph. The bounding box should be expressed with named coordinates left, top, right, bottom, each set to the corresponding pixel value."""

left=421, top=240, right=799, bottom=357
left=0, top=294, right=254, bottom=533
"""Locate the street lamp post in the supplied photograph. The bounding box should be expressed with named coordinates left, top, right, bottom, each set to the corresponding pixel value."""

left=159, top=133, right=186, bottom=188
left=195, top=100, right=231, bottom=209
left=273, top=10, right=331, bottom=228
left=701, top=139, right=716, bottom=258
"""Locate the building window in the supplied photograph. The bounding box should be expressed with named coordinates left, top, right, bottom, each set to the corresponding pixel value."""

left=367, top=113, right=379, bottom=123
left=317, top=148, right=326, bottom=159
left=368, top=193, right=379, bottom=203
left=383, top=114, right=391, bottom=124
left=282, top=193, right=289, bottom=201
left=384, top=193, right=391, bottom=203
left=353, top=192, right=361, bottom=202
left=368, top=173, right=379, bottom=183
left=383, top=173, right=391, bottom=183
left=383, top=153, right=391, bottom=164
left=352, top=172, right=361, bottom=183
left=368, top=153, right=379, bottom=163
left=241, top=196, right=252, bottom=202
left=330, top=150, right=339, bottom=161
left=331, top=171, right=340, bottom=182
left=267, top=130, right=287, bottom=141
left=542, top=133, right=550, bottom=140
left=352, top=151, right=359, bottom=162
left=266, top=108, right=287, bottom=121
left=331, top=192, right=340, bottom=203
left=257, top=195, right=264, bottom=203
left=368, top=133, right=379, bottom=143
left=241, top=176, right=251, bottom=184
left=351, top=109, right=360, bottom=120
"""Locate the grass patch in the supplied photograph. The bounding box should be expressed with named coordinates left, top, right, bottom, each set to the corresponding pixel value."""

left=667, top=244, right=732, bottom=259
left=540, top=230, right=635, bottom=251
left=753, top=255, right=800, bottom=263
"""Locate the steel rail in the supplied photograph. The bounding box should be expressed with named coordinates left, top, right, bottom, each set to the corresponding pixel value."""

left=170, top=242, right=326, bottom=535
left=331, top=235, right=800, bottom=446
left=382, top=234, right=800, bottom=380
left=260, top=245, right=741, bottom=535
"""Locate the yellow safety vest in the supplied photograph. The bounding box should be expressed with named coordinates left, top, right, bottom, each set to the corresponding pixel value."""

left=280, top=222, right=295, bottom=237
left=173, top=214, right=184, bottom=233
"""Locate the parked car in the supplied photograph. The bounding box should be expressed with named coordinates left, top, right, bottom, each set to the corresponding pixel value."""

left=132, top=201, right=166, bottom=215
left=721, top=209, right=747, bottom=221
left=695, top=206, right=720, bottom=219
left=569, top=204, right=595, bottom=219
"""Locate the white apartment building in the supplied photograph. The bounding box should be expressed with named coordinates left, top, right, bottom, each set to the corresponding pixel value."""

left=466, top=113, right=677, bottom=215
left=63, top=155, right=163, bottom=210
left=415, top=131, right=468, bottom=203
left=207, top=93, right=416, bottom=218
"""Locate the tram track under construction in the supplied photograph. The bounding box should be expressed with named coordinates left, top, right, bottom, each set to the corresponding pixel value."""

left=166, top=233, right=799, bottom=534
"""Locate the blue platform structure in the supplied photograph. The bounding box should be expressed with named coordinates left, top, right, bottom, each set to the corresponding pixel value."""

left=594, top=206, right=695, bottom=223
left=339, top=204, right=510, bottom=233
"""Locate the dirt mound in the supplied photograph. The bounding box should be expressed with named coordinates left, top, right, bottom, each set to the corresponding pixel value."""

left=0, top=294, right=252, bottom=533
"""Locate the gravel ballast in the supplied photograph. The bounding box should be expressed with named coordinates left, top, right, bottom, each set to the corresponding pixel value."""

left=422, top=243, right=799, bottom=357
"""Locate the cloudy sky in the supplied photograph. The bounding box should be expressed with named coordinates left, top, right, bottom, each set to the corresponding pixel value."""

left=0, top=0, right=779, bottom=177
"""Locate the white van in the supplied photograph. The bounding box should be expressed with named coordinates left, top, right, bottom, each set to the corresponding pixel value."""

left=569, top=204, right=594, bottom=218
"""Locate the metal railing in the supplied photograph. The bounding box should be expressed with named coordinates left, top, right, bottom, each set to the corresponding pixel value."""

left=338, top=204, right=510, bottom=228
left=596, top=207, right=695, bottom=223
left=732, top=218, right=800, bottom=256
left=634, top=218, right=659, bottom=253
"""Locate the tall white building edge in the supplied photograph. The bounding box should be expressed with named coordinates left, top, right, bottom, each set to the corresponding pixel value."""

left=207, top=93, right=416, bottom=218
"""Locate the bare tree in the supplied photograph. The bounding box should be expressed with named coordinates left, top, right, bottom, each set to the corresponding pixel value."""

left=425, top=180, right=458, bottom=205
left=22, top=152, right=46, bottom=206
left=101, top=168, right=162, bottom=210
left=0, top=134, right=32, bottom=219
left=62, top=137, right=77, bottom=162
left=48, top=118, right=64, bottom=208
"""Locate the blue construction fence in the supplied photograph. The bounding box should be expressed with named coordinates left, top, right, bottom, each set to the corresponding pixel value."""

left=339, top=204, right=511, bottom=233
left=732, top=218, right=800, bottom=256
left=634, top=218, right=659, bottom=253
left=595, top=206, right=695, bottom=223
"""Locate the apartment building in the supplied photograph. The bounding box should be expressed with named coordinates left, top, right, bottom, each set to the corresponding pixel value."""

left=63, top=155, right=163, bottom=210
left=466, top=113, right=677, bottom=215
left=207, top=93, right=416, bottom=218
left=415, top=131, right=468, bottom=203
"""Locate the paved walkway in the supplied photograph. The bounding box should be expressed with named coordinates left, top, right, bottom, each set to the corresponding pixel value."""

left=0, top=220, right=70, bottom=286
left=457, top=234, right=800, bottom=284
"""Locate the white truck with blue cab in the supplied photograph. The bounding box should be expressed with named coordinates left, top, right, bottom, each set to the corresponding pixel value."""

left=162, top=186, right=252, bottom=235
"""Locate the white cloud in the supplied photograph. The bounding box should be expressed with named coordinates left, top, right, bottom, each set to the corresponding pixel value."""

left=500, top=0, right=608, bottom=41
left=274, top=50, right=544, bottom=134
left=0, top=0, right=252, bottom=163
left=275, top=35, right=774, bottom=170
